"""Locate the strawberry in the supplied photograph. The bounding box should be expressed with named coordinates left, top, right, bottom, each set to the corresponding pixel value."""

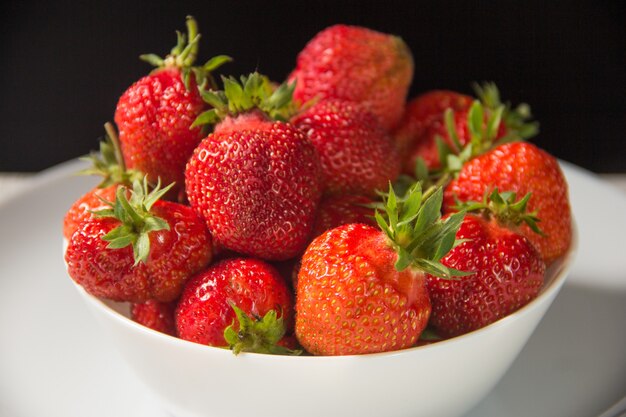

left=311, top=193, right=376, bottom=239
left=427, top=211, right=546, bottom=338
left=444, top=142, right=572, bottom=264
left=63, top=123, right=142, bottom=240
left=114, top=17, right=231, bottom=198
left=291, top=99, right=400, bottom=196
left=289, top=24, right=413, bottom=130
left=393, top=90, right=473, bottom=158
left=405, top=102, right=508, bottom=174
left=175, top=258, right=297, bottom=355
left=131, top=299, right=177, bottom=336
left=65, top=179, right=212, bottom=302
left=295, top=183, right=465, bottom=355
left=403, top=85, right=538, bottom=176
left=185, top=73, right=322, bottom=261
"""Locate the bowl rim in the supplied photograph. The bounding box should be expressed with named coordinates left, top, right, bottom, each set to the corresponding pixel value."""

left=73, top=223, right=578, bottom=361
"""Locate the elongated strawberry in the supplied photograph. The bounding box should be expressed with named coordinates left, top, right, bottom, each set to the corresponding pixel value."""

left=63, top=123, right=143, bottom=240
left=444, top=142, right=572, bottom=264
left=393, top=90, right=473, bottom=158
left=289, top=24, right=413, bottom=130
left=175, top=258, right=297, bottom=355
left=427, top=211, right=546, bottom=338
left=291, top=99, right=400, bottom=196
left=185, top=73, right=321, bottom=260
left=114, top=16, right=231, bottom=198
left=296, top=183, right=466, bottom=355
left=65, top=179, right=212, bottom=302
left=131, top=299, right=177, bottom=336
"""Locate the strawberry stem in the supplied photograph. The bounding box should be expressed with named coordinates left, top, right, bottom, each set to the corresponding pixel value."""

left=104, top=122, right=126, bottom=173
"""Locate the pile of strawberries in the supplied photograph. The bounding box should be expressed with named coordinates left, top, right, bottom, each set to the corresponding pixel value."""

left=63, top=17, right=572, bottom=356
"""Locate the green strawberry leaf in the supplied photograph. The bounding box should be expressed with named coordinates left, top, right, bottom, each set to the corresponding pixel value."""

left=376, top=182, right=467, bottom=278
left=224, top=304, right=300, bottom=356
left=93, top=177, right=173, bottom=264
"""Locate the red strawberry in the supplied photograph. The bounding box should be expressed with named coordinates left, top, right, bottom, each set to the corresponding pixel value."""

left=289, top=24, right=413, bottom=130
left=291, top=99, right=400, bottom=196
left=114, top=17, right=230, bottom=198
left=296, top=183, right=465, bottom=355
left=311, top=193, right=376, bottom=239
left=63, top=184, right=118, bottom=241
left=403, top=84, right=539, bottom=176
left=185, top=73, right=322, bottom=261
left=63, top=124, right=143, bottom=240
left=393, top=90, right=473, bottom=158
left=427, top=213, right=546, bottom=338
left=65, top=179, right=212, bottom=302
left=175, top=258, right=296, bottom=355
left=444, top=142, right=572, bottom=264
left=404, top=100, right=508, bottom=175
left=131, top=299, right=177, bottom=336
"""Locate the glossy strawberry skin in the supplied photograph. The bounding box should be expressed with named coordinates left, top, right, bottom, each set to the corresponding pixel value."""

left=394, top=90, right=473, bottom=158
left=175, top=258, right=294, bottom=347
left=289, top=24, right=413, bottom=130
left=311, top=194, right=376, bottom=239
left=65, top=201, right=212, bottom=302
left=62, top=185, right=119, bottom=240
left=131, top=299, right=177, bottom=336
left=444, top=142, right=572, bottom=264
left=292, top=100, right=400, bottom=196
left=114, top=68, right=206, bottom=195
left=296, top=224, right=431, bottom=356
left=185, top=111, right=322, bottom=261
left=404, top=106, right=508, bottom=174
left=427, top=215, right=546, bottom=338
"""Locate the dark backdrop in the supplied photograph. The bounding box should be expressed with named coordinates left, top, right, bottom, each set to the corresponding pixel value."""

left=1, top=0, right=624, bottom=172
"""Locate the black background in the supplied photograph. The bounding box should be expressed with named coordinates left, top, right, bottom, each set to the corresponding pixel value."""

left=1, top=0, right=624, bottom=173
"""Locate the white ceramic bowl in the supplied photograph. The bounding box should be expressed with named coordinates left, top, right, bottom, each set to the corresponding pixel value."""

left=71, top=231, right=576, bottom=417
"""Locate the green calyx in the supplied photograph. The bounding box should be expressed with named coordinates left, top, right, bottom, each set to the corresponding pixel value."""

left=223, top=304, right=301, bottom=356
left=473, top=81, right=539, bottom=141
left=93, top=177, right=174, bottom=265
left=454, top=188, right=544, bottom=236
left=192, top=72, right=297, bottom=127
left=436, top=100, right=505, bottom=178
left=139, top=16, right=232, bottom=90
left=375, top=182, right=468, bottom=279
left=78, top=122, right=143, bottom=188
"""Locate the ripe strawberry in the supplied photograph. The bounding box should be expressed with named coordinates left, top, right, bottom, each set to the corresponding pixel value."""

left=296, top=183, right=465, bottom=355
left=131, top=299, right=177, bottom=336
left=63, top=123, right=142, bottom=240
left=393, top=90, right=473, bottom=158
left=64, top=184, right=119, bottom=241
left=444, top=142, right=572, bottom=264
left=311, top=193, right=376, bottom=239
left=291, top=99, right=400, bottom=196
left=65, top=179, right=212, bottom=302
left=403, top=84, right=539, bottom=176
left=185, top=73, right=321, bottom=261
left=175, top=258, right=297, bottom=355
left=427, top=212, right=546, bottom=338
left=289, top=24, right=413, bottom=130
left=114, top=17, right=230, bottom=198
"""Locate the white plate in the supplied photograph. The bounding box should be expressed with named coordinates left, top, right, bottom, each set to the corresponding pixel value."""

left=0, top=159, right=624, bottom=417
